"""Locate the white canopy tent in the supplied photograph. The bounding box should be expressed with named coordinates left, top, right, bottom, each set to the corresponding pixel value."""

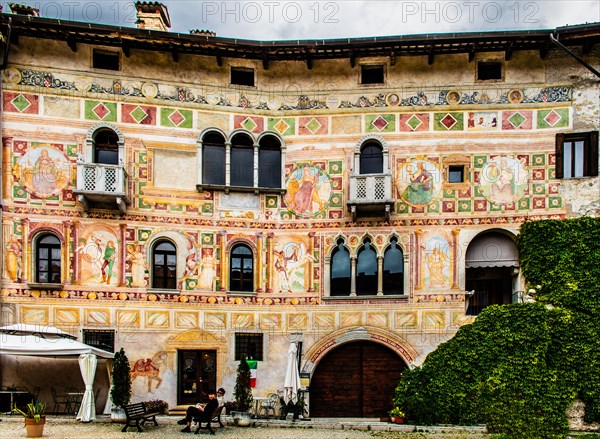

left=0, top=331, right=114, bottom=421
left=0, top=323, right=77, bottom=339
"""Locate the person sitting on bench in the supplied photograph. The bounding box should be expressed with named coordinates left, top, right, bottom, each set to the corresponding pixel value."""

left=178, top=390, right=219, bottom=433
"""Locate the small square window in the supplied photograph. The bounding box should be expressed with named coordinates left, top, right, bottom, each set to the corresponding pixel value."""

left=477, top=61, right=502, bottom=81
left=235, top=333, right=263, bottom=361
left=361, top=65, right=385, bottom=85
left=556, top=131, right=599, bottom=179
left=92, top=49, right=120, bottom=71
left=448, top=165, right=465, bottom=183
left=231, top=67, right=255, bottom=87
left=83, top=329, right=115, bottom=353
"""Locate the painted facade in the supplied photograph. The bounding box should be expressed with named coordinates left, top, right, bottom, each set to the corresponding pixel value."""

left=0, top=4, right=598, bottom=416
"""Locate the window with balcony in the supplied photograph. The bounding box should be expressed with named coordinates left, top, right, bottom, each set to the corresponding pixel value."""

left=93, top=128, right=119, bottom=165
left=152, top=240, right=177, bottom=289
left=36, top=234, right=61, bottom=284
left=555, top=131, right=599, bottom=179
left=360, top=141, right=383, bottom=174
left=230, top=244, right=253, bottom=292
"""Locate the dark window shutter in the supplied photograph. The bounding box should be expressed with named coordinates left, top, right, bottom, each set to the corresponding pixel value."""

left=589, top=131, right=599, bottom=177
left=555, top=133, right=564, bottom=179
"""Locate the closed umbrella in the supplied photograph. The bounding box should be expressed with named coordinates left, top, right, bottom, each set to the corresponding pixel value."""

left=283, top=342, right=301, bottom=404
left=76, top=353, right=97, bottom=422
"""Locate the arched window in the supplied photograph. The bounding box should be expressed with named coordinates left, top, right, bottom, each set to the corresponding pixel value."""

left=36, top=234, right=61, bottom=283
left=93, top=128, right=119, bottom=165
left=152, top=240, right=177, bottom=289
left=356, top=239, right=377, bottom=295
left=359, top=140, right=383, bottom=174
left=330, top=239, right=351, bottom=296
left=230, top=133, right=254, bottom=187
left=230, top=244, right=254, bottom=292
left=258, top=135, right=282, bottom=188
left=202, top=131, right=226, bottom=185
left=383, top=238, right=403, bottom=295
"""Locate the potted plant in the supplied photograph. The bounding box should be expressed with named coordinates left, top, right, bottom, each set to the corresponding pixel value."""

left=232, top=356, right=253, bottom=426
left=143, top=399, right=169, bottom=414
left=389, top=406, right=406, bottom=424
left=13, top=399, right=46, bottom=438
left=110, top=347, right=132, bottom=422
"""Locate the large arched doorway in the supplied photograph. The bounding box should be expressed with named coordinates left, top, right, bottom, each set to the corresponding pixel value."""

left=309, top=341, right=407, bottom=417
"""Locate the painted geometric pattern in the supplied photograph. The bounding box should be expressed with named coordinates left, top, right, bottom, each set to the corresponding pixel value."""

left=3, top=92, right=39, bottom=114
left=396, top=152, right=562, bottom=215
left=434, top=112, right=464, bottom=131
left=502, top=110, right=533, bottom=130
left=268, top=117, right=295, bottom=136
left=84, top=100, right=117, bottom=121
left=399, top=113, right=429, bottom=132
left=234, top=115, right=264, bottom=133
left=299, top=116, right=328, bottom=135
left=122, top=104, right=157, bottom=125
left=160, top=107, right=193, bottom=128
left=365, top=114, right=395, bottom=133
left=537, top=108, right=569, bottom=129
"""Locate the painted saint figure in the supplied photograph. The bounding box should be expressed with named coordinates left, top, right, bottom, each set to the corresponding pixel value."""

left=31, top=149, right=59, bottom=196
left=286, top=167, right=326, bottom=214
left=5, top=235, right=22, bottom=282
left=101, top=240, right=117, bottom=284
left=198, top=248, right=216, bottom=290
left=402, top=162, right=434, bottom=205
left=426, top=247, right=449, bottom=287
left=127, top=244, right=146, bottom=288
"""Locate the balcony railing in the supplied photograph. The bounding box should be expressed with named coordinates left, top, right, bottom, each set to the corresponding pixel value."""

left=73, top=163, right=129, bottom=213
left=347, top=173, right=394, bottom=221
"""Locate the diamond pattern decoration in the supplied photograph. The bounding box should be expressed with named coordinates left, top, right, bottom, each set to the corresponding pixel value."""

left=440, top=113, right=457, bottom=130
left=372, top=116, right=389, bottom=131
left=508, top=111, right=527, bottom=128
left=406, top=115, right=423, bottom=131
left=305, top=117, right=323, bottom=134
left=544, top=110, right=562, bottom=127
left=92, top=103, right=110, bottom=120
left=168, top=110, right=185, bottom=127
left=11, top=94, right=32, bottom=112
left=274, top=119, right=290, bottom=134
left=241, top=117, right=258, bottom=132
left=130, top=106, right=149, bottom=124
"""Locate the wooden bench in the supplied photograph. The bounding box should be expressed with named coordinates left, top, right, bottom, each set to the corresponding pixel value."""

left=193, top=405, right=224, bottom=435
left=121, top=402, right=161, bottom=432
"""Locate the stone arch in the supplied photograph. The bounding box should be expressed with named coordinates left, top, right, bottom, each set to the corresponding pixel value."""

left=84, top=122, right=125, bottom=165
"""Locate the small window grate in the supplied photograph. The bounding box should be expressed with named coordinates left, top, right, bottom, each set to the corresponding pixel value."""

left=357, top=179, right=367, bottom=198
left=235, top=333, right=263, bottom=361
left=83, top=329, right=115, bottom=353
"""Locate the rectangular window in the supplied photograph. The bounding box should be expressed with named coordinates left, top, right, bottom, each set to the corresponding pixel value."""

left=235, top=333, right=263, bottom=361
left=361, top=65, right=385, bottom=85
left=83, top=329, right=115, bottom=353
left=556, top=131, right=599, bottom=179
left=448, top=165, right=465, bottom=183
left=231, top=67, right=255, bottom=87
left=92, top=49, right=120, bottom=71
left=477, top=61, right=502, bottom=80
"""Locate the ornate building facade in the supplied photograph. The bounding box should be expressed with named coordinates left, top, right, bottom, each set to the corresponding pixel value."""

left=0, top=2, right=598, bottom=417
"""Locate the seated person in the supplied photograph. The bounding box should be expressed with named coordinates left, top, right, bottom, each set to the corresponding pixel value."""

left=217, top=388, right=226, bottom=406
left=178, top=390, right=219, bottom=433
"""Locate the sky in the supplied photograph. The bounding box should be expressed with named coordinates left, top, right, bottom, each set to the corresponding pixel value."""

left=1, top=0, right=599, bottom=40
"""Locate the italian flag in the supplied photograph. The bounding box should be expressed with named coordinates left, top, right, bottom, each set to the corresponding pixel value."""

left=247, top=359, right=257, bottom=388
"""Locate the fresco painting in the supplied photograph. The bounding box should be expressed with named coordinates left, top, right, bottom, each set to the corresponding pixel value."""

left=15, top=145, right=70, bottom=198
left=284, top=165, right=333, bottom=217
left=4, top=235, right=23, bottom=282
left=77, top=228, right=119, bottom=286
left=131, top=350, right=169, bottom=393
left=478, top=156, right=528, bottom=205
left=396, top=160, right=443, bottom=207
left=423, top=236, right=451, bottom=288
left=273, top=236, right=313, bottom=293
left=467, top=111, right=498, bottom=129
left=127, top=243, right=147, bottom=288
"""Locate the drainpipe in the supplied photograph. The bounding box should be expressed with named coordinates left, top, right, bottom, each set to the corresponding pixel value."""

left=549, top=31, right=600, bottom=78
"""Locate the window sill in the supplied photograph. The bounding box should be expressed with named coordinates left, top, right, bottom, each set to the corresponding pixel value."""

left=227, top=291, right=257, bottom=297
left=323, top=294, right=408, bottom=300
left=197, top=184, right=286, bottom=195
left=27, top=282, right=64, bottom=291
left=148, top=288, right=181, bottom=294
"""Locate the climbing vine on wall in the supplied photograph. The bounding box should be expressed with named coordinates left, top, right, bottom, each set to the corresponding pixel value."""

left=393, top=217, right=600, bottom=438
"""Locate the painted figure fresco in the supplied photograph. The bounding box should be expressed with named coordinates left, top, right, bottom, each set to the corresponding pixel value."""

left=423, top=236, right=451, bottom=287
left=4, top=235, right=22, bottom=282
left=76, top=228, right=119, bottom=285
left=396, top=160, right=442, bottom=207
left=127, top=243, right=147, bottom=287
left=131, top=351, right=169, bottom=392
left=273, top=237, right=313, bottom=293
left=284, top=166, right=332, bottom=217
left=15, top=146, right=69, bottom=198
left=197, top=247, right=216, bottom=290
left=180, top=241, right=200, bottom=290
left=479, top=156, right=528, bottom=205
left=467, top=112, right=498, bottom=129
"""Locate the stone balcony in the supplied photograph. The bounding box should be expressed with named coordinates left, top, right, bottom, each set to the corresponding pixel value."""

left=347, top=173, right=394, bottom=221
left=73, top=163, right=130, bottom=214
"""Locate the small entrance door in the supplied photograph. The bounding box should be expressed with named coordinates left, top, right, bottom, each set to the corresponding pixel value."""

left=178, top=350, right=217, bottom=405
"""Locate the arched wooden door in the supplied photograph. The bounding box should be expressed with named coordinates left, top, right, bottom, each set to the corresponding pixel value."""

left=309, top=341, right=406, bottom=417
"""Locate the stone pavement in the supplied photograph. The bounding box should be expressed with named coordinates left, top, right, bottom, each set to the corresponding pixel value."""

left=0, top=414, right=490, bottom=438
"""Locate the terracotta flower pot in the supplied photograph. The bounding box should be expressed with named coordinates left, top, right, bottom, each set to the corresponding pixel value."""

left=25, top=418, right=45, bottom=438
left=391, top=416, right=405, bottom=424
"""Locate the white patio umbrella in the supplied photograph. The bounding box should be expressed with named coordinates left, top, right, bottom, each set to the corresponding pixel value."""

left=283, top=342, right=301, bottom=404
left=76, top=353, right=97, bottom=422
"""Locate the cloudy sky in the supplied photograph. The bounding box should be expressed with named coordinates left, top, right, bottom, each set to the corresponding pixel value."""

left=2, top=1, right=599, bottom=40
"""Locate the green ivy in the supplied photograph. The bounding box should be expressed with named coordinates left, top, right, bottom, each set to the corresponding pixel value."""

left=393, top=217, right=600, bottom=438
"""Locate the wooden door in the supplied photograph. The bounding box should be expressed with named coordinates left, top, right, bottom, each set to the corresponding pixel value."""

left=309, top=341, right=406, bottom=417
left=178, top=350, right=217, bottom=405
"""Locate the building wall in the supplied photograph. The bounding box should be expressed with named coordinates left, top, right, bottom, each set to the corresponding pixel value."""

left=1, top=32, right=598, bottom=409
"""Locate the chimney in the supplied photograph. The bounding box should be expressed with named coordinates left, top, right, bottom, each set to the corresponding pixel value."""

left=190, top=29, right=217, bottom=37
left=135, top=2, right=171, bottom=32
left=8, top=3, right=40, bottom=16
